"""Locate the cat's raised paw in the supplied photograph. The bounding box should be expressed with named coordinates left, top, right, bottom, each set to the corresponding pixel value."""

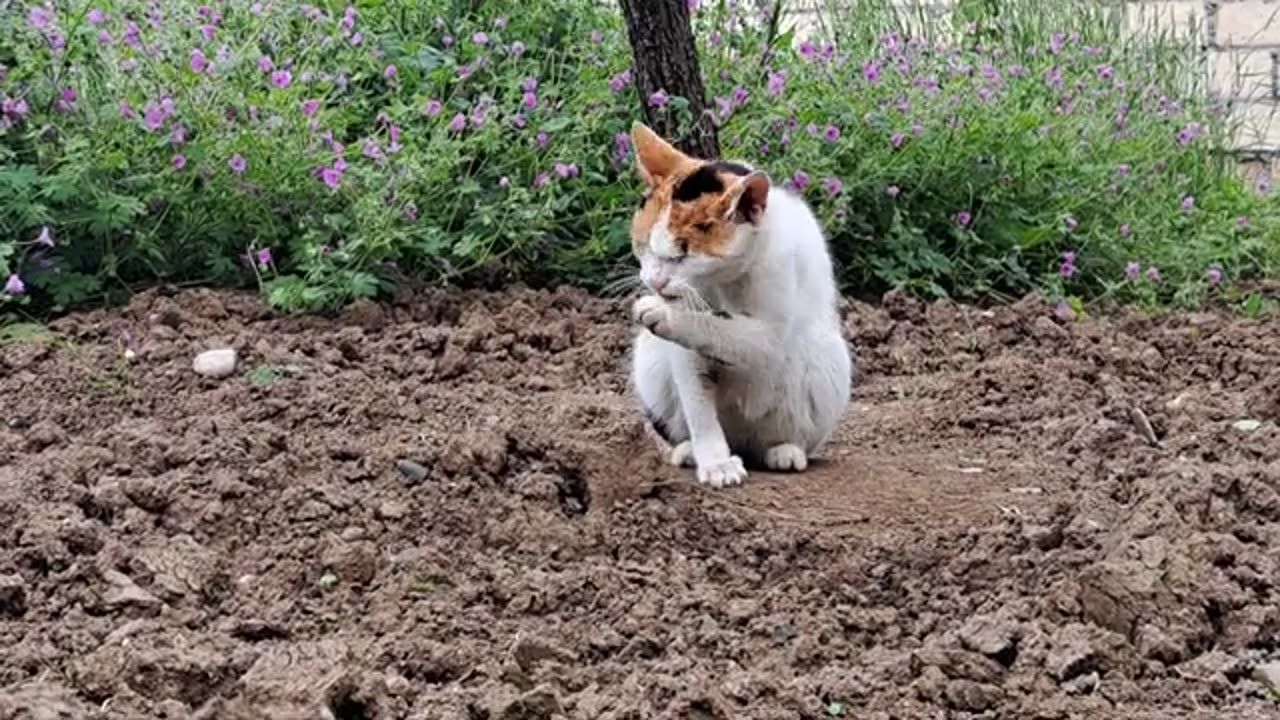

left=669, top=441, right=695, bottom=467
left=696, top=455, right=747, bottom=488
left=764, top=443, right=808, bottom=472
left=632, top=295, right=674, bottom=338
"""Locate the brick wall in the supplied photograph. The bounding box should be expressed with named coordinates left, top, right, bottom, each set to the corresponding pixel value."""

left=785, top=0, right=1280, bottom=171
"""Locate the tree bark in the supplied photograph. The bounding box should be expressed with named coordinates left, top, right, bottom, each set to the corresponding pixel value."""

left=618, top=0, right=720, bottom=159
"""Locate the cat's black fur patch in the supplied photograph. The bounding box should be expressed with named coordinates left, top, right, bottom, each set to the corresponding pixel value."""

left=711, top=309, right=732, bottom=319
left=672, top=161, right=753, bottom=202
left=712, top=161, right=753, bottom=176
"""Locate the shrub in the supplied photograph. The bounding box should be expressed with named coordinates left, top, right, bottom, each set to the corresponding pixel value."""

left=1, top=0, right=1277, bottom=315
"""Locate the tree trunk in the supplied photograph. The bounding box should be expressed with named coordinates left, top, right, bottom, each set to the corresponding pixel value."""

left=618, top=0, right=719, bottom=159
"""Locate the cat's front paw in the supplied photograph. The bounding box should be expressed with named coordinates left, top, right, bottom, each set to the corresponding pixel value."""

left=632, top=294, right=675, bottom=339
left=696, top=455, right=747, bottom=488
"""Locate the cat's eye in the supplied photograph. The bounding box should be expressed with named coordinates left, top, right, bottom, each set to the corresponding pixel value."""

left=693, top=222, right=712, bottom=233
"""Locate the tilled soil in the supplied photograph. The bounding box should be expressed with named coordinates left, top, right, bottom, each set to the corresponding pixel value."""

left=1, top=286, right=1279, bottom=719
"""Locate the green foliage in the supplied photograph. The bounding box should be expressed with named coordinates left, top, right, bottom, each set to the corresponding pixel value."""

left=0, top=0, right=1278, bottom=314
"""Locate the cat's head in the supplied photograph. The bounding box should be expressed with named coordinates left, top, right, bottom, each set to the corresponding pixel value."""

left=629, top=122, right=770, bottom=297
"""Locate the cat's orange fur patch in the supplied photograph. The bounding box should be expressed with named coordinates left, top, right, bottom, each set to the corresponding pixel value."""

left=629, top=124, right=759, bottom=257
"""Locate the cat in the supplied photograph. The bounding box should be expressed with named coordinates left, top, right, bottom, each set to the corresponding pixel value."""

left=626, top=122, right=853, bottom=488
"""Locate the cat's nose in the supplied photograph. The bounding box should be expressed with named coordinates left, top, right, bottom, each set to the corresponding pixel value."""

left=648, top=277, right=669, bottom=294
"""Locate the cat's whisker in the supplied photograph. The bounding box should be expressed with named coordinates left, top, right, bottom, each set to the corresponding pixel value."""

left=600, top=274, right=644, bottom=298
left=676, top=284, right=713, bottom=314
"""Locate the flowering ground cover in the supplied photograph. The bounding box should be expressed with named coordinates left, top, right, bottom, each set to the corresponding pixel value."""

left=2, top=0, right=1277, bottom=316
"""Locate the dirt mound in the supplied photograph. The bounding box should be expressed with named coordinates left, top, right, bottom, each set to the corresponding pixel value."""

left=1, top=285, right=1278, bottom=718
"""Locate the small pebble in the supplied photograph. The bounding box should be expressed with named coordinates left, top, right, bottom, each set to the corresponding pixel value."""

left=193, top=348, right=237, bottom=378
left=1233, top=419, right=1263, bottom=433
left=395, top=459, right=429, bottom=483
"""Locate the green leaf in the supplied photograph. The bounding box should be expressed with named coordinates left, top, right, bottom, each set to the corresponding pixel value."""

left=542, top=116, right=572, bottom=133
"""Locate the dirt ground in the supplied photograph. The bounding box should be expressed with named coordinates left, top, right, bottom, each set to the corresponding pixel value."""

left=1, top=285, right=1279, bottom=720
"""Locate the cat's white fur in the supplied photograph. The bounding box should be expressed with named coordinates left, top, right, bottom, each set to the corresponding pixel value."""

left=629, top=165, right=853, bottom=488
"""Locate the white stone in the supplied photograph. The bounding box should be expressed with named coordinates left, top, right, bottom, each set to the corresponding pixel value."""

left=193, top=348, right=237, bottom=378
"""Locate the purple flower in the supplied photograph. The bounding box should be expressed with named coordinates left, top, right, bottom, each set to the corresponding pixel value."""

left=886, top=185, right=900, bottom=197
left=258, top=55, right=274, bottom=73
left=448, top=113, right=466, bottom=132
left=767, top=70, right=787, bottom=96
left=955, top=211, right=972, bottom=227
left=472, top=31, right=489, bottom=45
left=229, top=153, right=247, bottom=174
left=824, top=125, right=841, bottom=142
left=1177, top=122, right=1202, bottom=145
left=863, top=61, right=880, bottom=84
left=523, top=76, right=538, bottom=93
left=536, top=131, right=549, bottom=149
left=798, top=41, right=818, bottom=60
left=28, top=7, right=53, bottom=31
left=1120, top=223, right=1131, bottom=238
left=890, top=132, right=906, bottom=148
left=271, top=70, right=292, bottom=89
left=4, top=274, right=24, bottom=295
left=609, top=71, right=631, bottom=93
left=822, top=177, right=843, bottom=197
left=88, top=8, right=106, bottom=25
left=732, top=86, right=749, bottom=106
left=1146, top=265, right=1161, bottom=283
left=1065, top=215, right=1078, bottom=232
left=256, top=248, right=273, bottom=267
left=172, top=154, right=187, bottom=170
left=1207, top=265, right=1223, bottom=287
left=522, top=91, right=537, bottom=110
left=790, top=171, right=811, bottom=191
left=1258, top=178, right=1272, bottom=194
left=649, top=90, right=668, bottom=108
left=97, top=29, right=112, bottom=45
left=1125, top=261, right=1140, bottom=280
left=320, top=166, right=342, bottom=190
left=425, top=99, right=443, bottom=116
left=510, top=41, right=526, bottom=57
left=384, top=64, right=397, bottom=80
left=533, top=173, right=549, bottom=188
left=1059, top=251, right=1076, bottom=278
left=1117, top=163, right=1131, bottom=176
left=1054, top=301, right=1075, bottom=321
left=35, top=226, right=54, bottom=247
left=201, top=24, right=216, bottom=42
left=302, top=99, right=320, bottom=116
left=499, top=176, right=510, bottom=188
left=1181, top=195, right=1195, bottom=211
left=494, top=16, right=509, bottom=29
left=190, top=49, right=209, bottom=74
left=554, top=162, right=579, bottom=178
left=591, top=29, right=604, bottom=43
left=442, top=34, right=454, bottom=47
left=1238, top=215, right=1249, bottom=228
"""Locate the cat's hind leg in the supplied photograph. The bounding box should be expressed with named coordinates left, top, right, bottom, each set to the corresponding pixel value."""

left=749, top=330, right=852, bottom=471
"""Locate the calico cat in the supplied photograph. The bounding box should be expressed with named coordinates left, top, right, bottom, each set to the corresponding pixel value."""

left=627, top=122, right=853, bottom=488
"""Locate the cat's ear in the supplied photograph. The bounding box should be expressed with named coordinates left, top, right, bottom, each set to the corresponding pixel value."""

left=631, top=121, right=687, bottom=185
left=722, top=171, right=770, bottom=224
